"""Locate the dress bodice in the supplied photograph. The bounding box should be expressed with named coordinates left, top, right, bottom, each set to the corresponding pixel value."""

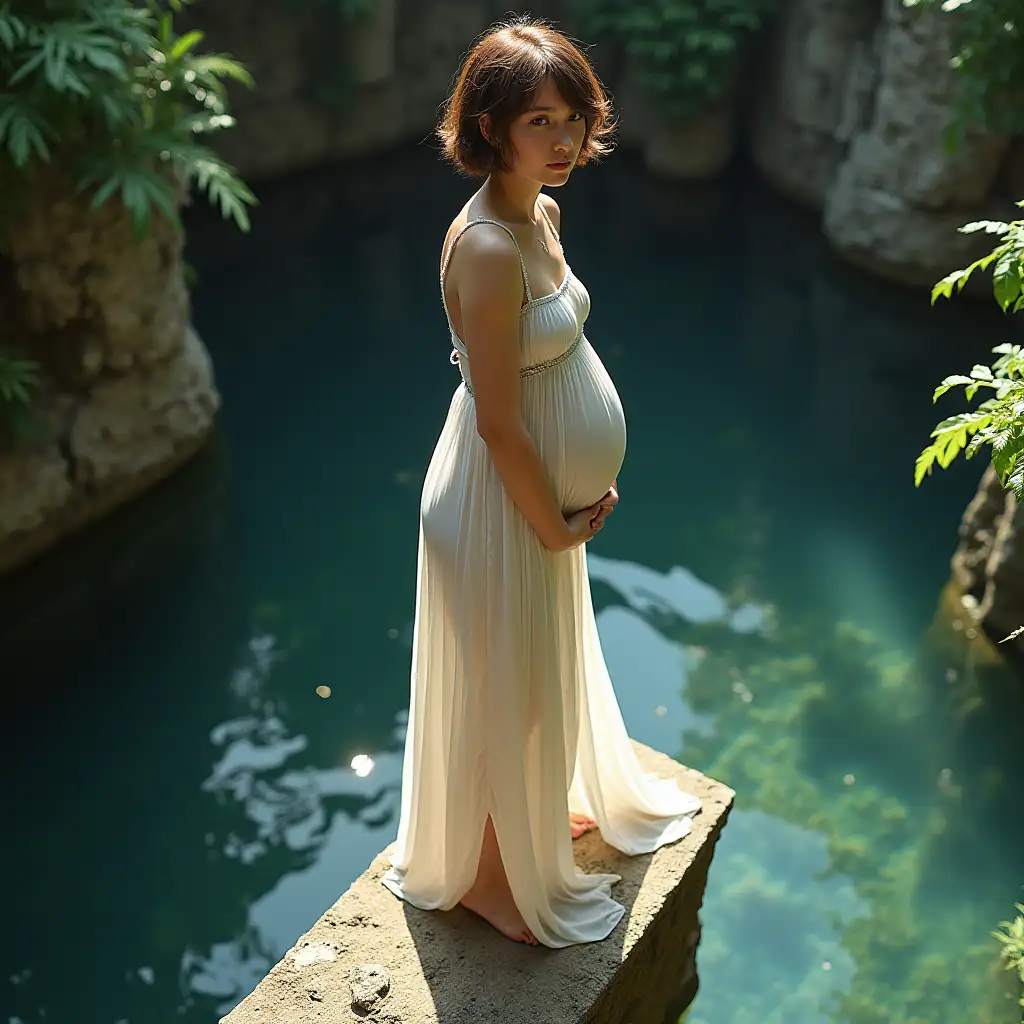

left=439, top=210, right=591, bottom=395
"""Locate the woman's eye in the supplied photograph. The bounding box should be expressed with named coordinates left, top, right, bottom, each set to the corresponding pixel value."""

left=530, top=113, right=583, bottom=126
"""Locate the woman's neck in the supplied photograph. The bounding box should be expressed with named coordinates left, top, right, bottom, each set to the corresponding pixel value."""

left=480, top=174, right=542, bottom=225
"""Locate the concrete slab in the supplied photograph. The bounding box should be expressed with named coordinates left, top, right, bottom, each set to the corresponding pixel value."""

left=221, top=740, right=734, bottom=1024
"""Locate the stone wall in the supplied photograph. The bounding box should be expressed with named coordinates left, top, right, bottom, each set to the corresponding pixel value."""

left=0, top=175, right=218, bottom=574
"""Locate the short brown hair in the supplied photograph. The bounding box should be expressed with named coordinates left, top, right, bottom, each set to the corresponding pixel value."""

left=438, top=15, right=616, bottom=177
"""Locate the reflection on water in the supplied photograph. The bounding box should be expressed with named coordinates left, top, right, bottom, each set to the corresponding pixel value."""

left=1, top=147, right=1021, bottom=1024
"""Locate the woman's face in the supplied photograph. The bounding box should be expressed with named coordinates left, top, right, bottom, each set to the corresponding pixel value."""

left=501, top=75, right=587, bottom=187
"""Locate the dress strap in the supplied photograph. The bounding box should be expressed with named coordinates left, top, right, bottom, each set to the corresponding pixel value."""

left=537, top=202, right=563, bottom=254
left=440, top=219, right=533, bottom=330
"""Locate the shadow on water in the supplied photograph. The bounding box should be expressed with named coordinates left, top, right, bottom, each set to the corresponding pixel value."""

left=1, top=141, right=1021, bottom=1024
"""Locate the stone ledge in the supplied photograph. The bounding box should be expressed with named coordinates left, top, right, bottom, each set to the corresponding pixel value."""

left=221, top=740, right=735, bottom=1024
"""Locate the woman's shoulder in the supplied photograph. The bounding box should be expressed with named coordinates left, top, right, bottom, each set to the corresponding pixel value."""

left=443, top=214, right=522, bottom=268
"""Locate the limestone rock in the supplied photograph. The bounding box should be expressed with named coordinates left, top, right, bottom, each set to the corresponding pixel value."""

left=951, top=466, right=1024, bottom=648
left=5, top=172, right=188, bottom=375
left=751, top=0, right=880, bottom=209
left=823, top=0, right=1010, bottom=287
left=0, top=434, right=73, bottom=546
left=70, top=326, right=218, bottom=488
left=615, top=58, right=736, bottom=181
left=349, top=963, right=392, bottom=1013
left=822, top=166, right=1008, bottom=287
left=645, top=102, right=735, bottom=181
left=0, top=174, right=219, bottom=574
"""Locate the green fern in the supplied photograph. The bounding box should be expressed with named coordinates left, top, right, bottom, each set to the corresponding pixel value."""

left=0, top=344, right=41, bottom=436
left=0, top=0, right=257, bottom=239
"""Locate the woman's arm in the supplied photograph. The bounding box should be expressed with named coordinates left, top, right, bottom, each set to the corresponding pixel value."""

left=452, top=226, right=580, bottom=552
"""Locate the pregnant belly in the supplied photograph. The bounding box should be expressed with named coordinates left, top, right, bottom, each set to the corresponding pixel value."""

left=531, top=352, right=627, bottom=512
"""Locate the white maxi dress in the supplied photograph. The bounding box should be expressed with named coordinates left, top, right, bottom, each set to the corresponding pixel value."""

left=381, top=206, right=701, bottom=948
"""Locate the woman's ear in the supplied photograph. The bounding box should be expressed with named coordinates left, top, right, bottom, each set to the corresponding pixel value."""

left=479, top=113, right=492, bottom=145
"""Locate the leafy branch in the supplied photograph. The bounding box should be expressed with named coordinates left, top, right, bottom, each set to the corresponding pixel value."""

left=902, top=0, right=1024, bottom=144
left=916, top=201, right=1024, bottom=500
left=0, top=0, right=258, bottom=239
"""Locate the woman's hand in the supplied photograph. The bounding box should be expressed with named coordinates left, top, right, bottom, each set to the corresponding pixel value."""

left=590, top=480, right=619, bottom=532
left=557, top=502, right=605, bottom=550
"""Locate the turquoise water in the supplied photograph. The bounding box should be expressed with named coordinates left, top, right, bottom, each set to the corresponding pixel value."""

left=1, top=146, right=1021, bottom=1024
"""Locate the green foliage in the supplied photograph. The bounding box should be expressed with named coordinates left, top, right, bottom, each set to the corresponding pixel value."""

left=574, top=0, right=779, bottom=118
left=0, top=0, right=257, bottom=239
left=902, top=0, right=1024, bottom=144
left=915, top=201, right=1024, bottom=500
left=992, top=903, right=1024, bottom=1013
left=0, top=344, right=41, bottom=436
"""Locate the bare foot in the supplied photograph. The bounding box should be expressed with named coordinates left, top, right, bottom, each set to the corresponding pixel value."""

left=459, top=816, right=539, bottom=946
left=570, top=813, right=597, bottom=840
left=460, top=875, right=538, bottom=946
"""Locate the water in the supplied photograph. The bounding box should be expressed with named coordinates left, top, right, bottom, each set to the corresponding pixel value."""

left=2, top=145, right=1021, bottom=1024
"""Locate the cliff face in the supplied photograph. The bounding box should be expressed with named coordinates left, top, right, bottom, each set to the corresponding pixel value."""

left=185, top=0, right=570, bottom=182
left=0, top=175, right=218, bottom=573
left=752, top=0, right=1016, bottom=289
left=950, top=468, right=1023, bottom=652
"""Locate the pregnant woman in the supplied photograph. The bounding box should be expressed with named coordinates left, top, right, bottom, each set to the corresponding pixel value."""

left=381, top=15, right=700, bottom=948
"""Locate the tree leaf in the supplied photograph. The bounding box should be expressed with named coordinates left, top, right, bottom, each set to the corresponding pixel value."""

left=993, top=254, right=1022, bottom=311
left=914, top=446, right=937, bottom=486
left=169, top=29, right=204, bottom=61
left=932, top=374, right=973, bottom=401
left=959, top=219, right=1011, bottom=235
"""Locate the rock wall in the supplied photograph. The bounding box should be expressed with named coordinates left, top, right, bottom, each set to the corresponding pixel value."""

left=613, top=57, right=737, bottom=182
left=189, top=0, right=570, bottom=183
left=951, top=467, right=1023, bottom=651
left=0, top=176, right=218, bottom=574
left=752, top=0, right=1017, bottom=289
